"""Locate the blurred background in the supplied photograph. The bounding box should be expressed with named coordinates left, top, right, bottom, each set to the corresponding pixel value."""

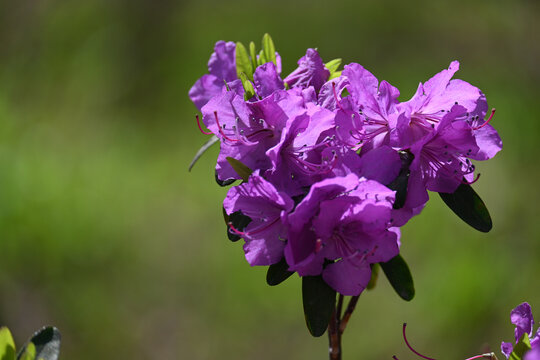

left=0, top=0, right=539, bottom=358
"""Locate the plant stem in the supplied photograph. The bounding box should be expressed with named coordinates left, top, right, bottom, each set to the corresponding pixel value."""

left=339, top=295, right=359, bottom=334
left=328, top=307, right=341, bottom=360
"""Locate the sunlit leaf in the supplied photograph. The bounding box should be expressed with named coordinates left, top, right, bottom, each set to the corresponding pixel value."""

left=302, top=275, right=335, bottom=337
left=439, top=183, right=492, bottom=232
left=17, top=343, right=35, bottom=360
left=261, top=33, right=276, bottom=66
left=235, top=42, right=253, bottom=80
left=0, top=327, right=16, bottom=360
left=249, top=41, right=258, bottom=73
left=380, top=254, right=415, bottom=301
left=266, top=258, right=294, bottom=286
left=325, top=58, right=342, bottom=73
left=239, top=72, right=256, bottom=100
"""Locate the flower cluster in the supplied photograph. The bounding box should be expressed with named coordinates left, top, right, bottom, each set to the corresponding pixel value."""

left=502, top=303, right=540, bottom=360
left=189, top=36, right=502, bottom=296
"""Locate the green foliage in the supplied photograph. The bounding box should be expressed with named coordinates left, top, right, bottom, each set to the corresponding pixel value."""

left=509, top=334, right=531, bottom=360
left=0, top=327, right=60, bottom=360
left=239, top=72, right=256, bottom=100
left=225, top=157, right=253, bottom=182
left=439, top=184, right=493, bottom=232
left=261, top=33, right=277, bottom=67
left=235, top=42, right=253, bottom=81
left=302, top=275, right=336, bottom=337
left=380, top=254, right=415, bottom=301
left=266, top=258, right=294, bottom=286
left=325, top=58, right=342, bottom=80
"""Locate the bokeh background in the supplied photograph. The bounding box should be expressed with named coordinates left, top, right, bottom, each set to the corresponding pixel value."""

left=0, top=0, right=539, bottom=358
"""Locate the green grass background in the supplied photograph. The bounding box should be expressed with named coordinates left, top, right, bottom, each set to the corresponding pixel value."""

left=0, top=0, right=539, bottom=358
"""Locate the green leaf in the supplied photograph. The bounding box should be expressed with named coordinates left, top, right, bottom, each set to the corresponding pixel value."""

left=226, top=157, right=253, bottom=181
left=325, top=58, right=342, bottom=74
left=235, top=42, right=253, bottom=80
left=238, top=72, right=256, bottom=100
left=257, top=50, right=266, bottom=66
left=0, top=327, right=16, bottom=360
left=226, top=211, right=251, bottom=242
left=249, top=41, right=258, bottom=72
left=380, top=254, right=415, bottom=301
left=261, top=33, right=276, bottom=66
left=215, top=170, right=236, bottom=187
left=188, top=135, right=219, bottom=172
left=17, top=344, right=34, bottom=360
left=302, top=275, right=336, bottom=337
left=328, top=70, right=342, bottom=80
left=366, top=263, right=380, bottom=290
left=266, top=258, right=294, bottom=286
left=439, top=183, right=492, bottom=232
left=509, top=333, right=531, bottom=360
left=17, top=327, right=61, bottom=360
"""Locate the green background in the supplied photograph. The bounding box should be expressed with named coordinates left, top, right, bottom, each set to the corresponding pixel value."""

left=0, top=0, right=539, bottom=358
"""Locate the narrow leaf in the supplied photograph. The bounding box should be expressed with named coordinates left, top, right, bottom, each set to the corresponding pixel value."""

left=509, top=333, right=531, bottom=360
left=325, top=58, right=342, bottom=73
left=226, top=211, right=251, bottom=242
left=328, top=70, right=342, bottom=80
left=261, top=33, right=276, bottom=66
left=266, top=258, right=294, bottom=286
left=17, top=327, right=60, bottom=360
left=249, top=41, right=258, bottom=72
left=226, top=157, right=253, bottom=181
left=239, top=72, right=256, bottom=100
left=17, top=343, right=35, bottom=360
left=235, top=42, right=253, bottom=80
left=439, top=183, right=492, bottom=232
left=380, top=254, right=415, bottom=301
left=188, top=135, right=219, bottom=172
left=257, top=49, right=267, bottom=66
left=302, top=275, right=336, bottom=337
left=0, top=327, right=16, bottom=360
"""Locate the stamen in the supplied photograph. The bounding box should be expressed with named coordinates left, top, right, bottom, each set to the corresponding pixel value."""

left=402, top=323, right=436, bottom=360
left=332, top=82, right=344, bottom=111
left=472, top=108, right=496, bottom=130
left=196, top=115, right=213, bottom=135
left=315, top=238, right=323, bottom=253
left=228, top=217, right=280, bottom=237
left=464, top=354, right=496, bottom=360
left=214, top=111, right=239, bottom=142
left=461, top=173, right=481, bottom=185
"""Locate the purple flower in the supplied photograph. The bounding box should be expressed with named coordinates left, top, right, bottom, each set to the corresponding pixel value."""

left=338, top=63, right=401, bottom=151
left=189, top=41, right=237, bottom=110
left=253, top=62, right=285, bottom=98
left=224, top=172, right=294, bottom=266
left=284, top=49, right=330, bottom=93
left=284, top=174, right=400, bottom=295
left=201, top=89, right=305, bottom=181
left=501, top=303, right=540, bottom=359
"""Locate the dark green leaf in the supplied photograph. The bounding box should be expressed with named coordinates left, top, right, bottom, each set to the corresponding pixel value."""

left=302, top=275, right=335, bottom=337
left=325, top=58, right=342, bottom=74
left=386, top=151, right=414, bottom=209
left=380, top=254, right=415, bottom=301
left=188, top=135, right=219, bottom=172
left=226, top=157, right=253, bottom=181
left=226, top=211, right=251, bottom=242
left=261, top=33, right=276, bottom=66
left=439, top=183, right=492, bottom=232
left=17, top=327, right=61, bottom=360
left=239, top=72, right=256, bottom=100
left=249, top=41, right=258, bottom=73
left=509, top=333, right=531, bottom=360
left=215, top=170, right=236, bottom=187
left=266, top=258, right=294, bottom=286
left=235, top=42, right=253, bottom=80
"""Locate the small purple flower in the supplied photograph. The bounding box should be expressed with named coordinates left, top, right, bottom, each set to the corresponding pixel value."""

left=224, top=172, right=294, bottom=266
left=284, top=48, right=330, bottom=93
left=189, top=41, right=237, bottom=110
left=253, top=62, right=285, bottom=98
left=501, top=303, right=540, bottom=359
left=284, top=174, right=400, bottom=295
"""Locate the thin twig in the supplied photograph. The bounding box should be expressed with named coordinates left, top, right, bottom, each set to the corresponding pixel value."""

left=328, top=308, right=341, bottom=360
left=339, top=295, right=360, bottom=334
